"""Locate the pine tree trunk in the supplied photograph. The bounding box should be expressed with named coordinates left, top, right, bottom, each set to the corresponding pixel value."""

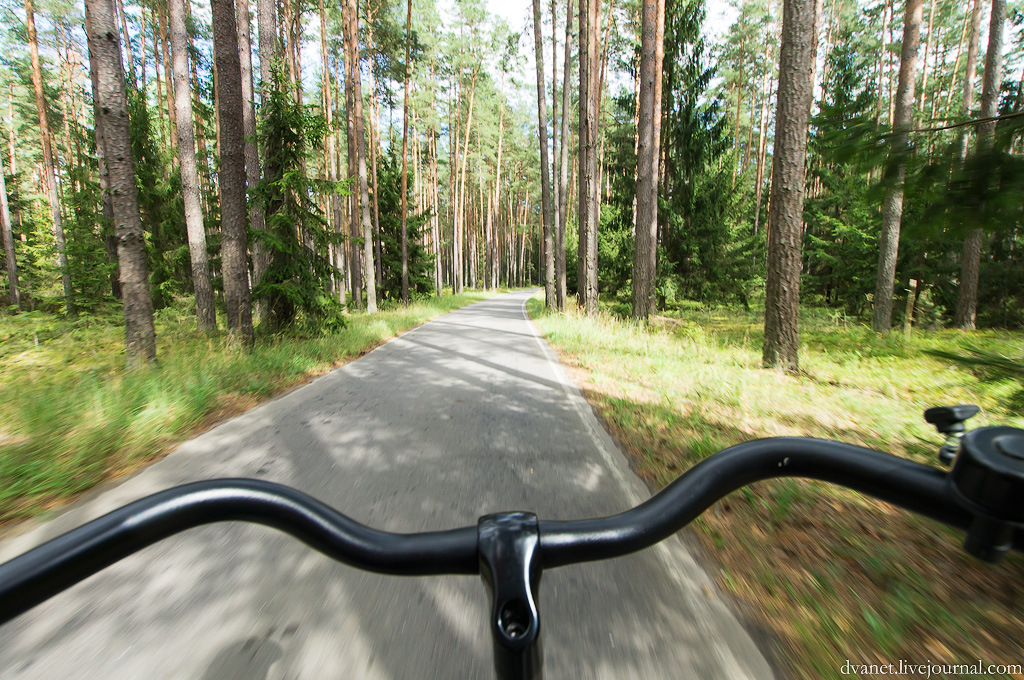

left=0, top=152, right=18, bottom=308
left=633, top=0, right=660, bottom=320
left=169, top=0, right=217, bottom=330
left=430, top=119, right=441, bottom=296
left=366, top=16, right=383, bottom=290
left=456, top=72, right=477, bottom=296
left=557, top=0, right=572, bottom=308
left=25, top=0, right=73, bottom=314
left=158, top=5, right=177, bottom=149
left=762, top=0, right=819, bottom=370
left=150, top=6, right=168, bottom=145
left=577, top=0, right=600, bottom=313
left=399, top=0, right=412, bottom=303
left=84, top=0, right=157, bottom=365
left=116, top=0, right=136, bottom=87
left=346, top=0, right=376, bottom=311
left=492, top=74, right=506, bottom=293
left=533, top=0, right=556, bottom=308
left=954, top=0, right=1005, bottom=330
left=321, top=0, right=346, bottom=309
left=550, top=0, right=564, bottom=307
left=340, top=0, right=362, bottom=309
left=872, top=0, right=922, bottom=332
left=211, top=0, right=254, bottom=340
left=236, top=0, right=266, bottom=308
left=753, top=68, right=772, bottom=235
left=255, top=0, right=278, bottom=292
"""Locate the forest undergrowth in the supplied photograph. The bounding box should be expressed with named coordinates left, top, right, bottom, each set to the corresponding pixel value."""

left=528, top=295, right=1024, bottom=680
left=0, top=291, right=497, bottom=526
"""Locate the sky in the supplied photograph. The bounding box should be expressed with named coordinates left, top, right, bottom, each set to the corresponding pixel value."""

left=484, top=0, right=740, bottom=43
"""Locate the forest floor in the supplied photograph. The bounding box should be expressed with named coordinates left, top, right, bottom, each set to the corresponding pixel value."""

left=528, top=296, right=1024, bottom=680
left=0, top=291, right=500, bottom=527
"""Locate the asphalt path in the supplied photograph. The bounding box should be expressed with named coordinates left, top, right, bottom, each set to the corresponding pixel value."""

left=0, top=290, right=773, bottom=679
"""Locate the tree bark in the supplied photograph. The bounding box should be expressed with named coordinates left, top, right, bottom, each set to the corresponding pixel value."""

left=954, top=0, right=1005, bottom=329
left=400, top=0, right=412, bottom=303
left=0, top=149, right=18, bottom=308
left=169, top=0, right=217, bottom=330
left=255, top=0, right=279, bottom=291
left=577, top=0, right=599, bottom=313
left=339, top=0, right=362, bottom=309
left=872, top=0, right=922, bottom=332
left=84, top=0, right=157, bottom=365
left=762, top=0, right=819, bottom=370
left=366, top=15, right=383, bottom=290
left=533, top=0, right=556, bottom=308
left=236, top=0, right=266, bottom=310
left=25, top=0, right=73, bottom=314
left=633, top=0, right=659, bottom=320
left=211, top=0, right=254, bottom=341
left=158, top=4, right=178, bottom=149
left=556, top=0, right=572, bottom=309
left=346, top=0, right=376, bottom=312
left=321, top=0, right=346, bottom=309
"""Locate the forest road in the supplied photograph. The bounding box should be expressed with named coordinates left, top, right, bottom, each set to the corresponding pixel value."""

left=0, top=290, right=773, bottom=679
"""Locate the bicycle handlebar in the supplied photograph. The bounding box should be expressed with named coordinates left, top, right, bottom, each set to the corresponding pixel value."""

left=1, top=431, right=1022, bottom=680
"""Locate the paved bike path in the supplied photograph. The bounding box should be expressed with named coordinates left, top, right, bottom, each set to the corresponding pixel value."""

left=0, top=290, right=773, bottom=679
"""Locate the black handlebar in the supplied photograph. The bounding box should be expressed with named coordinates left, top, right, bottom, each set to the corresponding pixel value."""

left=1, top=430, right=1023, bottom=680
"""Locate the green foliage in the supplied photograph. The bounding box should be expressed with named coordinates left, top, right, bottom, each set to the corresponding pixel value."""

left=925, top=346, right=1024, bottom=411
left=253, top=70, right=345, bottom=333
left=63, top=139, right=115, bottom=311
left=659, top=0, right=754, bottom=305
left=374, top=143, right=435, bottom=300
left=803, top=30, right=883, bottom=317
left=126, top=86, right=190, bottom=308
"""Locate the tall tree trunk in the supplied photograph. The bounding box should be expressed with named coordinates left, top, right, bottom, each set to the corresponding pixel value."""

left=872, top=0, right=922, bottom=332
left=492, top=73, right=506, bottom=293
left=633, top=0, right=661, bottom=320
left=918, top=0, right=936, bottom=114
left=753, top=67, right=773, bottom=235
left=366, top=14, right=383, bottom=289
left=762, top=0, right=819, bottom=370
left=346, top=0, right=376, bottom=311
left=340, top=0, right=362, bottom=309
left=158, top=4, right=178, bottom=149
left=81, top=31, right=121, bottom=300
left=954, top=0, right=1005, bottom=329
left=533, top=0, right=556, bottom=308
left=25, top=0, right=73, bottom=314
left=149, top=5, right=168, bottom=145
left=456, top=71, right=478, bottom=296
left=430, top=115, right=441, bottom=296
left=399, top=0, right=412, bottom=303
left=0, top=150, right=18, bottom=308
left=557, top=0, right=572, bottom=307
left=85, top=0, right=157, bottom=365
left=321, top=0, right=346, bottom=309
left=255, top=0, right=278, bottom=291
left=211, top=0, right=254, bottom=341
left=550, top=0, right=564, bottom=307
left=235, top=0, right=266, bottom=311
left=577, top=0, right=600, bottom=313
left=169, top=0, right=217, bottom=330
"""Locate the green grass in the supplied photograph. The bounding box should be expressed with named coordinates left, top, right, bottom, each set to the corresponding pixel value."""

left=528, top=295, right=1024, bottom=680
left=0, top=291, right=499, bottom=522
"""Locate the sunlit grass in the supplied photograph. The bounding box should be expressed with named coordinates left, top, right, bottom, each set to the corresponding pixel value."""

left=0, top=291, right=500, bottom=521
left=529, top=296, right=1024, bottom=680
